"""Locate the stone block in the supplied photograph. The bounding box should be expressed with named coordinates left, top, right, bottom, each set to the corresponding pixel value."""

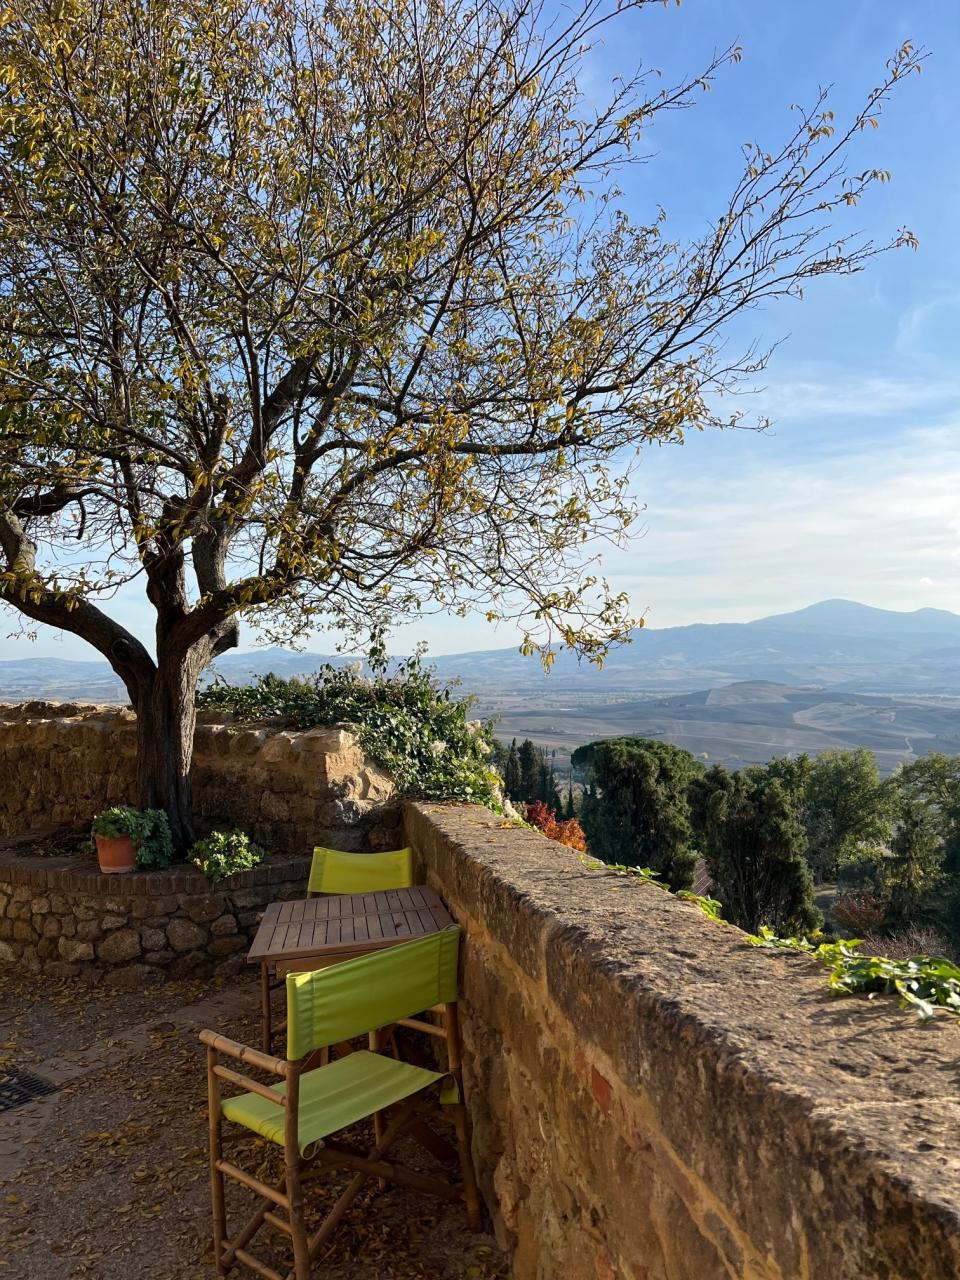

left=97, top=928, right=141, bottom=963
left=183, top=894, right=227, bottom=924
left=210, top=914, right=238, bottom=937
left=101, top=913, right=127, bottom=930
left=140, top=926, right=166, bottom=951
left=58, top=936, right=94, bottom=963
left=75, top=919, right=103, bottom=942
left=207, top=935, right=245, bottom=958
left=232, top=729, right=267, bottom=756
left=166, top=917, right=207, bottom=952
left=259, top=733, right=296, bottom=765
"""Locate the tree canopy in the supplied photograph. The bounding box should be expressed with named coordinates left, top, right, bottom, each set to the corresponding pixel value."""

left=803, top=748, right=892, bottom=880
left=690, top=762, right=820, bottom=935
left=574, top=737, right=702, bottom=889
left=0, top=0, right=921, bottom=843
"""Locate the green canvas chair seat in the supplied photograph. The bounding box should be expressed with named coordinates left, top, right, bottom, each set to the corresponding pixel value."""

left=307, top=844, right=414, bottom=895
left=221, top=1051, right=447, bottom=1155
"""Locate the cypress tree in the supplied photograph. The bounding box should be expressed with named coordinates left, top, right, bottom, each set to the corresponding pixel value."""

left=504, top=739, right=522, bottom=801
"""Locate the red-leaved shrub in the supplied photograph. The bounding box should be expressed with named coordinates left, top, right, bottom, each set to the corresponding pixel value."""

left=525, top=801, right=588, bottom=852
left=832, top=892, right=886, bottom=935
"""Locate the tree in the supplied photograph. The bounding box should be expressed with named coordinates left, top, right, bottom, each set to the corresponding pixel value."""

left=503, top=740, right=522, bottom=803
left=564, top=780, right=576, bottom=821
left=883, top=800, right=944, bottom=928
left=0, top=0, right=921, bottom=847
left=572, top=738, right=702, bottom=889
left=537, top=758, right=563, bottom=812
left=804, top=748, right=892, bottom=881
left=883, top=753, right=960, bottom=935
left=889, top=753, right=960, bottom=872
left=517, top=740, right=540, bottom=804
left=690, top=763, right=820, bottom=935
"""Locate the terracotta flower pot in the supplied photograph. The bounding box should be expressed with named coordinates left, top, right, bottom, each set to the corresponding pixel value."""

left=95, top=834, right=137, bottom=875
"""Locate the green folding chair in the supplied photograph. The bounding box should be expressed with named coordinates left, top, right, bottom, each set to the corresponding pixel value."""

left=201, top=927, right=481, bottom=1279
left=306, top=845, right=414, bottom=896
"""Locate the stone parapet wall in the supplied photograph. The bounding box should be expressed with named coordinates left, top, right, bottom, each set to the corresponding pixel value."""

left=405, top=802, right=960, bottom=1280
left=0, top=702, right=400, bottom=853
left=0, top=852, right=311, bottom=986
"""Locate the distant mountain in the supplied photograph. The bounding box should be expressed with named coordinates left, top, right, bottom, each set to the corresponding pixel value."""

left=0, top=657, right=126, bottom=703
left=3, top=599, right=960, bottom=703
left=430, top=598, right=960, bottom=695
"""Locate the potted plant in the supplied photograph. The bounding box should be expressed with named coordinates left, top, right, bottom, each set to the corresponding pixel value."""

left=90, top=807, right=174, bottom=875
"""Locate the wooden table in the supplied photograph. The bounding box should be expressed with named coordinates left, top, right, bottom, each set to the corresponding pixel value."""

left=247, top=886, right=454, bottom=1052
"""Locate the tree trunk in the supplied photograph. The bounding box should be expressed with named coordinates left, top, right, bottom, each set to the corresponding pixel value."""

left=133, top=650, right=204, bottom=855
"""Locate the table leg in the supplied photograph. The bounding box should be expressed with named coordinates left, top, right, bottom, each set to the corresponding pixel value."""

left=260, top=962, right=272, bottom=1054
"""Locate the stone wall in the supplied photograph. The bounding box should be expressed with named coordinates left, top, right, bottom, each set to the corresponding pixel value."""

left=406, top=802, right=960, bottom=1280
left=0, top=702, right=400, bottom=853
left=0, top=852, right=311, bottom=986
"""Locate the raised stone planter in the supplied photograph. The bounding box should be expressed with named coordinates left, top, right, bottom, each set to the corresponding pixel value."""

left=0, top=702, right=401, bottom=853
left=0, top=848, right=312, bottom=986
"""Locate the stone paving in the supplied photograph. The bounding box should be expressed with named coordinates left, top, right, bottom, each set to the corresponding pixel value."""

left=0, top=969, right=508, bottom=1280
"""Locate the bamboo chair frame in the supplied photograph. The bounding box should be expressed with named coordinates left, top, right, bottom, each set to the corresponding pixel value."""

left=202, top=989, right=480, bottom=1278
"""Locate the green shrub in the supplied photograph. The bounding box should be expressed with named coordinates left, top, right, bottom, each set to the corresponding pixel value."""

left=197, top=645, right=501, bottom=807
left=90, top=806, right=173, bottom=870
left=190, top=830, right=266, bottom=883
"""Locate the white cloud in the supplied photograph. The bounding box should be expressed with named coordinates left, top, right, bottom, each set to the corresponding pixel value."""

left=607, top=419, right=960, bottom=627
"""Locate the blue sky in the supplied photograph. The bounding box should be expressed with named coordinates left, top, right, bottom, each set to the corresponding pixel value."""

left=2, top=0, right=958, bottom=660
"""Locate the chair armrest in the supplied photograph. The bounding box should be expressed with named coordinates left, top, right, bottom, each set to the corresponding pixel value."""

left=199, top=1028, right=289, bottom=1077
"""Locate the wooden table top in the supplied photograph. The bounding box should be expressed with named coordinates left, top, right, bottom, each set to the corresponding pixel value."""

left=247, top=885, right=454, bottom=965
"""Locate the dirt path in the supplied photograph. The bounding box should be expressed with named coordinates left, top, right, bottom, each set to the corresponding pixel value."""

left=0, top=971, right=508, bottom=1280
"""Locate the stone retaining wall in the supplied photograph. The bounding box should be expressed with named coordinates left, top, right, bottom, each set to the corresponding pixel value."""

left=0, top=702, right=401, bottom=853
left=406, top=802, right=960, bottom=1280
left=0, top=852, right=311, bottom=986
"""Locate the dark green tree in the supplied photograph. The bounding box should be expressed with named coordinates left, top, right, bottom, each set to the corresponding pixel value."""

left=884, top=799, right=944, bottom=928
left=889, top=753, right=960, bottom=871
left=884, top=752, right=960, bottom=938
left=540, top=761, right=563, bottom=813
left=689, top=763, right=821, bottom=935
left=518, top=739, right=540, bottom=803
left=804, top=748, right=892, bottom=881
left=571, top=738, right=702, bottom=889
left=564, top=781, right=576, bottom=821
left=503, top=740, right=522, bottom=803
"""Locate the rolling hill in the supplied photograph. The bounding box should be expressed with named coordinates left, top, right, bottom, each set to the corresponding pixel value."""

left=3, top=600, right=960, bottom=773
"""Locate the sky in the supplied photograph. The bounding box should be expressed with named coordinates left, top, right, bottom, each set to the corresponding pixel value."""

left=2, top=0, right=959, bottom=661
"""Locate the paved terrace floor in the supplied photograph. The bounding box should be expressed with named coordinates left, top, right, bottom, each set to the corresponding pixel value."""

left=0, top=970, right=508, bottom=1280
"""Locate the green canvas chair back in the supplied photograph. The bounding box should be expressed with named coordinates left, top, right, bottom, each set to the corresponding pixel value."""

left=308, top=845, right=414, bottom=895
left=286, top=927, right=460, bottom=1060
